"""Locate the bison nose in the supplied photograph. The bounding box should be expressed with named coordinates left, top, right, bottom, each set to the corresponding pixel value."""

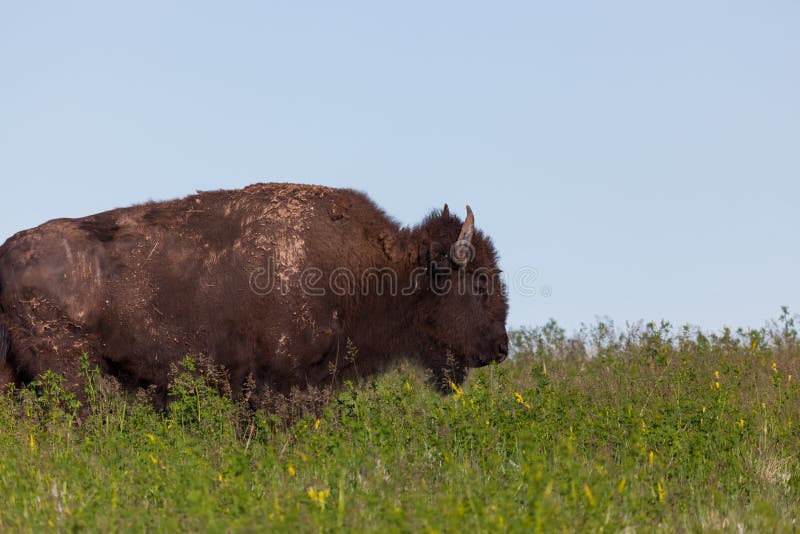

left=497, top=341, right=509, bottom=362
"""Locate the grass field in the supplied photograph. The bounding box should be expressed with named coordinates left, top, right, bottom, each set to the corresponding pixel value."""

left=0, top=311, right=798, bottom=532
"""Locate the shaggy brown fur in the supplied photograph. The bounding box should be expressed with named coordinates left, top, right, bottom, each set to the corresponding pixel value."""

left=0, top=183, right=508, bottom=398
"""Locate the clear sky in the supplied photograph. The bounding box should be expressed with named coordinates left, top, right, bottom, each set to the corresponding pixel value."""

left=1, top=1, right=798, bottom=331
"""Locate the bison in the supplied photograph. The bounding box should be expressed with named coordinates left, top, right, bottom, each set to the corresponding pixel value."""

left=0, top=183, right=508, bottom=401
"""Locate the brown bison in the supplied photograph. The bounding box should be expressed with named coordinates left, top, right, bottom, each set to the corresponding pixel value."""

left=0, top=183, right=508, bottom=399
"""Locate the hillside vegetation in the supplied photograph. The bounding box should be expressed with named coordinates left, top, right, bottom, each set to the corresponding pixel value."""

left=0, top=311, right=798, bottom=532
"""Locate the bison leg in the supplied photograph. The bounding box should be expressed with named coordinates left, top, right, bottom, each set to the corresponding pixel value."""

left=0, top=319, right=12, bottom=390
left=2, top=314, right=102, bottom=395
left=0, top=364, right=15, bottom=391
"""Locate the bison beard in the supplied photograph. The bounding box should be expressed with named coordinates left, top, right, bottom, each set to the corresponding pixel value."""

left=0, top=183, right=509, bottom=402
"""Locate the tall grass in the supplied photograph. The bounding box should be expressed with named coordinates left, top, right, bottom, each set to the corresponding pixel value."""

left=0, top=311, right=798, bottom=531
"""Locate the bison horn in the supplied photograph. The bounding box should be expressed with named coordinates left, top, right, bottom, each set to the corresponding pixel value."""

left=442, top=204, right=450, bottom=218
left=452, top=205, right=475, bottom=268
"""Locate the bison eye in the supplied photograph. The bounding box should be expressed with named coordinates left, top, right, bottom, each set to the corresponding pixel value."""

left=473, top=279, right=488, bottom=296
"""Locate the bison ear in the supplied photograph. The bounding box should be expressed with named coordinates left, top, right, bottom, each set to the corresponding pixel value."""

left=424, top=241, right=452, bottom=282
left=429, top=241, right=447, bottom=261
left=442, top=204, right=450, bottom=218
left=418, top=240, right=447, bottom=266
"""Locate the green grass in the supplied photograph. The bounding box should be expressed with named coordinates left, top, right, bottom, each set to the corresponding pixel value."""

left=1, top=311, right=799, bottom=532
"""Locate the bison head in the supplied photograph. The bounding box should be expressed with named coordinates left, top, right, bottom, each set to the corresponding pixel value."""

left=414, top=204, right=509, bottom=391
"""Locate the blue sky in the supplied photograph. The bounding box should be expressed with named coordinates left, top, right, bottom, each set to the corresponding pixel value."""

left=1, top=1, right=798, bottom=331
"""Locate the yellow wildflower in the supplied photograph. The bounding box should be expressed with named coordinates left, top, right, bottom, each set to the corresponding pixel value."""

left=307, top=487, right=331, bottom=509
left=583, top=484, right=596, bottom=507
left=714, top=381, right=720, bottom=390
left=657, top=482, right=666, bottom=502
left=595, top=463, right=606, bottom=476
left=649, top=450, right=654, bottom=468
left=288, top=464, right=296, bottom=477
left=714, top=370, right=719, bottom=379
left=772, top=362, right=778, bottom=373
